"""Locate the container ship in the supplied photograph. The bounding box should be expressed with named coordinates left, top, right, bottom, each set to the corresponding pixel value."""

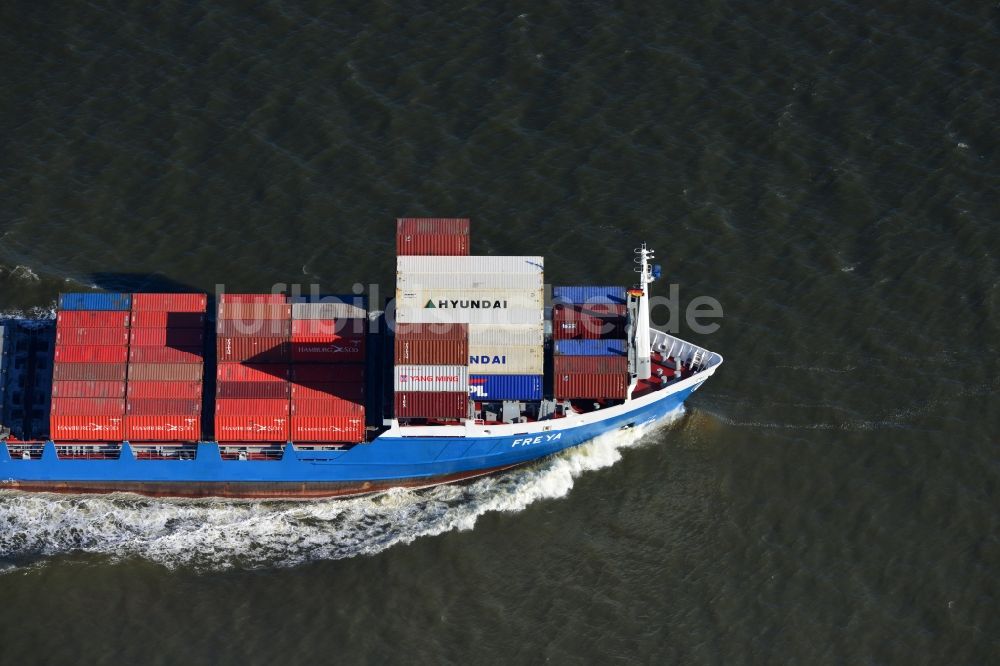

left=0, top=219, right=722, bottom=498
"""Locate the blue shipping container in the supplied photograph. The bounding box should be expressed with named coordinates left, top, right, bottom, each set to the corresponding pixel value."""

left=58, top=293, right=132, bottom=311
left=552, top=286, right=627, bottom=305
left=468, top=375, right=543, bottom=400
left=553, top=339, right=627, bottom=357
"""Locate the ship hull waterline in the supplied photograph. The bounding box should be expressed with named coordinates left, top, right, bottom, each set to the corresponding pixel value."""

left=1, top=464, right=522, bottom=499
left=1, top=371, right=710, bottom=500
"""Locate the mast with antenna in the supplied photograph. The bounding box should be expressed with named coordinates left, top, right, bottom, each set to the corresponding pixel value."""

left=627, top=244, right=658, bottom=391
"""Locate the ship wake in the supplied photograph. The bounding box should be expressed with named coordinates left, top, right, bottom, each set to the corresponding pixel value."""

left=0, top=409, right=682, bottom=572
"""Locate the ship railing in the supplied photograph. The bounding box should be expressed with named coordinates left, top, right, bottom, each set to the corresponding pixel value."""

left=219, top=445, right=285, bottom=461
left=5, top=442, right=46, bottom=460
left=132, top=444, right=198, bottom=461
left=649, top=329, right=722, bottom=374
left=55, top=444, right=122, bottom=460
left=294, top=443, right=350, bottom=452
left=3, top=441, right=353, bottom=463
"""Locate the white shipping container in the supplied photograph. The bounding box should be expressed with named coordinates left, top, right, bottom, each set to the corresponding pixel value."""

left=397, top=256, right=544, bottom=275
left=396, top=306, right=544, bottom=325
left=396, top=272, right=543, bottom=290
left=396, top=288, right=543, bottom=310
left=394, top=365, right=469, bottom=392
left=468, top=324, right=544, bottom=347
left=467, top=345, right=543, bottom=374
left=292, top=302, right=367, bottom=319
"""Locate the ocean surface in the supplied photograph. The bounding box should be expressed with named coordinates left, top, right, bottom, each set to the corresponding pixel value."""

left=0, top=1, right=997, bottom=663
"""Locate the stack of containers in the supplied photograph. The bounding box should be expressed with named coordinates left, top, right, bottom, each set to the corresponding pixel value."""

left=215, top=294, right=291, bottom=442
left=289, top=299, right=366, bottom=364
left=393, top=322, right=469, bottom=418
left=126, top=294, right=207, bottom=441
left=50, top=293, right=131, bottom=441
left=395, top=253, right=545, bottom=416
left=394, top=218, right=470, bottom=419
left=551, top=286, right=629, bottom=400
left=466, top=319, right=543, bottom=401
left=289, top=298, right=367, bottom=443
left=552, top=286, right=628, bottom=340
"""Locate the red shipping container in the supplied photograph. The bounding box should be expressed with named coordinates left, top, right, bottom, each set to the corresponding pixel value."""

left=291, top=364, right=365, bottom=383
left=552, top=305, right=627, bottom=340
left=218, top=294, right=287, bottom=305
left=52, top=363, right=128, bottom=382
left=290, top=416, right=365, bottom=443
left=125, top=415, right=201, bottom=442
left=553, top=356, right=628, bottom=374
left=291, top=319, right=332, bottom=338
left=217, top=337, right=289, bottom=363
left=553, top=356, right=628, bottom=399
left=553, top=374, right=628, bottom=400
left=291, top=318, right=367, bottom=340
left=214, top=398, right=290, bottom=416
left=50, top=415, right=125, bottom=442
left=55, top=345, right=129, bottom=364
left=56, top=311, right=130, bottom=328
left=394, top=322, right=469, bottom=341
left=50, top=398, right=126, bottom=416
left=291, top=382, right=365, bottom=402
left=290, top=397, right=364, bottom=417
left=126, top=398, right=201, bottom=416
left=214, top=415, right=289, bottom=442
left=394, top=391, right=467, bottom=419
left=130, top=328, right=204, bottom=347
left=130, top=311, right=205, bottom=329
left=289, top=339, right=364, bottom=364
left=397, top=234, right=470, bottom=256
left=127, top=380, right=203, bottom=400
left=216, top=381, right=290, bottom=399
left=553, top=319, right=625, bottom=340
left=52, top=380, right=127, bottom=399
left=396, top=218, right=470, bottom=256
left=129, top=346, right=203, bottom=364
left=396, top=218, right=470, bottom=236
left=394, top=338, right=467, bottom=365
left=131, top=293, right=208, bottom=312
left=217, top=303, right=291, bottom=320
left=217, top=318, right=291, bottom=338
left=56, top=327, right=129, bottom=346
left=128, top=364, right=204, bottom=382
left=217, top=363, right=290, bottom=383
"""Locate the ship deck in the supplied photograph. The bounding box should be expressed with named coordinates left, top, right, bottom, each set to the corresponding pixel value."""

left=1, top=317, right=722, bottom=498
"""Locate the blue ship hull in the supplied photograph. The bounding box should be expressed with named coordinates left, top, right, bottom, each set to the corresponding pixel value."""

left=0, top=384, right=698, bottom=498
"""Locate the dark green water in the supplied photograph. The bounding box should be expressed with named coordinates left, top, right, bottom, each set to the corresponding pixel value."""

left=1, top=1, right=997, bottom=663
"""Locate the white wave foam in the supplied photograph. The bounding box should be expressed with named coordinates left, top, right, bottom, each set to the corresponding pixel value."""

left=8, top=265, right=40, bottom=281
left=0, top=410, right=683, bottom=571
left=0, top=306, right=56, bottom=322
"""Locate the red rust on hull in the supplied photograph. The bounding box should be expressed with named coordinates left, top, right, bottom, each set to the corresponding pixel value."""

left=1, top=464, right=521, bottom=499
